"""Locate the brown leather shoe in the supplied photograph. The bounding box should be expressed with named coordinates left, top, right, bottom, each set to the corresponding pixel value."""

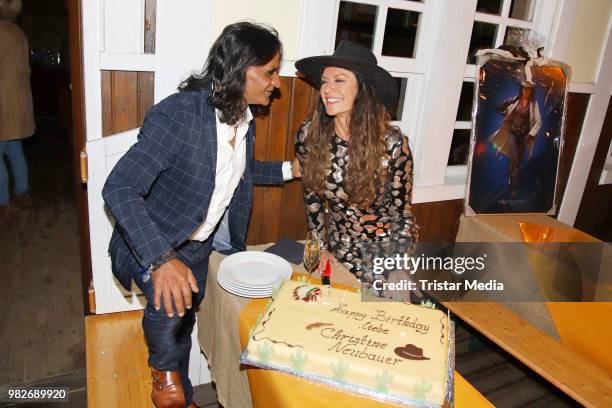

left=151, top=368, right=186, bottom=408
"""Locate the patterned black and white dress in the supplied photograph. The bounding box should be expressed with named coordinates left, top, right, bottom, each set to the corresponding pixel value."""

left=295, top=121, right=419, bottom=292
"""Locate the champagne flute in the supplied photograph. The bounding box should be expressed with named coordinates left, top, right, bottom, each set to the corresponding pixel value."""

left=303, top=231, right=321, bottom=280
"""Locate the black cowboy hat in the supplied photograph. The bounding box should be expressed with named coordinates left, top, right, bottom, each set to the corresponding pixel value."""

left=295, top=40, right=398, bottom=111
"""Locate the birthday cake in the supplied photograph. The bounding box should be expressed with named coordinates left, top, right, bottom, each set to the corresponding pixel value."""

left=241, top=280, right=454, bottom=407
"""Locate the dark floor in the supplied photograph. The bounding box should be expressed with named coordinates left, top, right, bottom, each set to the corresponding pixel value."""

left=0, top=370, right=86, bottom=407
left=0, top=370, right=217, bottom=407
left=0, top=136, right=86, bottom=404
left=453, top=321, right=580, bottom=408
left=0, top=135, right=220, bottom=407
left=0, top=136, right=583, bottom=407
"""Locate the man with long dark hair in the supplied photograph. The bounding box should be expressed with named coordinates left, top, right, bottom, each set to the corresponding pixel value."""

left=103, top=22, right=297, bottom=408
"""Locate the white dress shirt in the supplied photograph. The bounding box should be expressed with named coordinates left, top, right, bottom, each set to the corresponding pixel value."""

left=190, top=108, right=293, bottom=243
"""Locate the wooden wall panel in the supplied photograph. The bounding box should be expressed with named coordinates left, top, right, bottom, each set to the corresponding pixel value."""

left=144, top=0, right=156, bottom=54
left=280, top=79, right=315, bottom=240
left=575, top=97, right=612, bottom=241
left=260, top=79, right=294, bottom=244
left=247, top=77, right=316, bottom=244
left=413, top=200, right=464, bottom=242
left=137, top=72, right=155, bottom=124
left=248, top=115, right=271, bottom=244
left=247, top=77, right=463, bottom=245
left=111, top=71, right=139, bottom=133
left=101, top=71, right=155, bottom=137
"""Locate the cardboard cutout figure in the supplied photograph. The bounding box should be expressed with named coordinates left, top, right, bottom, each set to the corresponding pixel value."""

left=466, top=51, right=570, bottom=215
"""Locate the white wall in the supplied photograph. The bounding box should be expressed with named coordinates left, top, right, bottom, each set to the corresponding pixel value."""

left=564, top=0, right=612, bottom=83
left=210, top=0, right=304, bottom=61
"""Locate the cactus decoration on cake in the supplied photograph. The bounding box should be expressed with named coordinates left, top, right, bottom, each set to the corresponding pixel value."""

left=413, top=380, right=432, bottom=401
left=248, top=323, right=257, bottom=340
left=290, top=350, right=308, bottom=372
left=256, top=342, right=274, bottom=363
left=330, top=360, right=349, bottom=383
left=270, top=286, right=280, bottom=300
left=420, top=299, right=436, bottom=309
left=374, top=371, right=394, bottom=394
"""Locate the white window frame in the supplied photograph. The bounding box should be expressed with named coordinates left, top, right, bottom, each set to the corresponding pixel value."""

left=600, top=141, right=612, bottom=185
left=558, top=19, right=612, bottom=223
left=295, top=0, right=608, bottom=214
left=304, top=0, right=434, bottom=72
left=447, top=0, right=542, bottom=196
left=297, top=0, right=437, bottom=181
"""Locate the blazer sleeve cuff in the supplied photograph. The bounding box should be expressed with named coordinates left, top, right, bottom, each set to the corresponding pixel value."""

left=129, top=224, right=174, bottom=268
left=281, top=161, right=293, bottom=181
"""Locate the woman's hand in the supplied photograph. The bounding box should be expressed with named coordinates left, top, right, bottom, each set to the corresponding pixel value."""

left=318, top=250, right=339, bottom=274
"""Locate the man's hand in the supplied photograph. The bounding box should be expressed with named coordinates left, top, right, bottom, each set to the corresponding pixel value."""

left=318, top=250, right=339, bottom=274
left=151, top=258, right=199, bottom=318
left=291, top=157, right=302, bottom=178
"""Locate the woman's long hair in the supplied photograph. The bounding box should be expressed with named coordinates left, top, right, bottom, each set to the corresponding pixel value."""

left=302, top=76, right=391, bottom=208
left=179, top=22, right=281, bottom=126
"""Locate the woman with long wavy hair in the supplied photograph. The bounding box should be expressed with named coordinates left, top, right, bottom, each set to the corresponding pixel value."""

left=295, top=41, right=418, bottom=294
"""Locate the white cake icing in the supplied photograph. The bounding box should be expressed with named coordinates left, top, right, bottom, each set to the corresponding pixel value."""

left=242, top=280, right=453, bottom=407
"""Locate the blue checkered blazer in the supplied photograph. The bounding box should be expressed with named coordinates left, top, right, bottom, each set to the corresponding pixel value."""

left=103, top=90, right=283, bottom=290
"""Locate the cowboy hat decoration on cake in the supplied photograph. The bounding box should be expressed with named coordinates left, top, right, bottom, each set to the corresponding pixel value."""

left=394, top=344, right=430, bottom=361
left=295, top=40, right=398, bottom=111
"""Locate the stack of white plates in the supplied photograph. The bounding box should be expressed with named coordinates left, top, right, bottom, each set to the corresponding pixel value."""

left=217, top=251, right=292, bottom=298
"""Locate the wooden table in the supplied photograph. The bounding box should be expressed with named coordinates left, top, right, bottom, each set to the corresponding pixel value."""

left=196, top=245, right=492, bottom=407
left=451, top=214, right=612, bottom=408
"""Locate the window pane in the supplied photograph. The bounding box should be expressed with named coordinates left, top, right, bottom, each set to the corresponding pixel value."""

left=509, top=0, right=535, bottom=21
left=390, top=77, right=408, bottom=121
left=382, top=8, right=421, bottom=58
left=335, top=1, right=377, bottom=50
left=448, top=129, right=472, bottom=166
left=456, top=82, right=475, bottom=121
left=503, top=27, right=531, bottom=47
left=476, top=0, right=503, bottom=15
left=467, top=22, right=498, bottom=64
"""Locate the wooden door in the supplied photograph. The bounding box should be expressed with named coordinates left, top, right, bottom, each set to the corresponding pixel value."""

left=80, top=0, right=212, bottom=385
left=82, top=0, right=210, bottom=313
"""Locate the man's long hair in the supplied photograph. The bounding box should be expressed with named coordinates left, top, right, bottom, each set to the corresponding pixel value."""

left=302, top=76, right=391, bottom=208
left=179, top=22, right=282, bottom=126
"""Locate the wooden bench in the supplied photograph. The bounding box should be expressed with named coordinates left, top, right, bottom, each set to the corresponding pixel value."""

left=452, top=214, right=612, bottom=407
left=443, top=300, right=612, bottom=408
left=85, top=311, right=153, bottom=408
